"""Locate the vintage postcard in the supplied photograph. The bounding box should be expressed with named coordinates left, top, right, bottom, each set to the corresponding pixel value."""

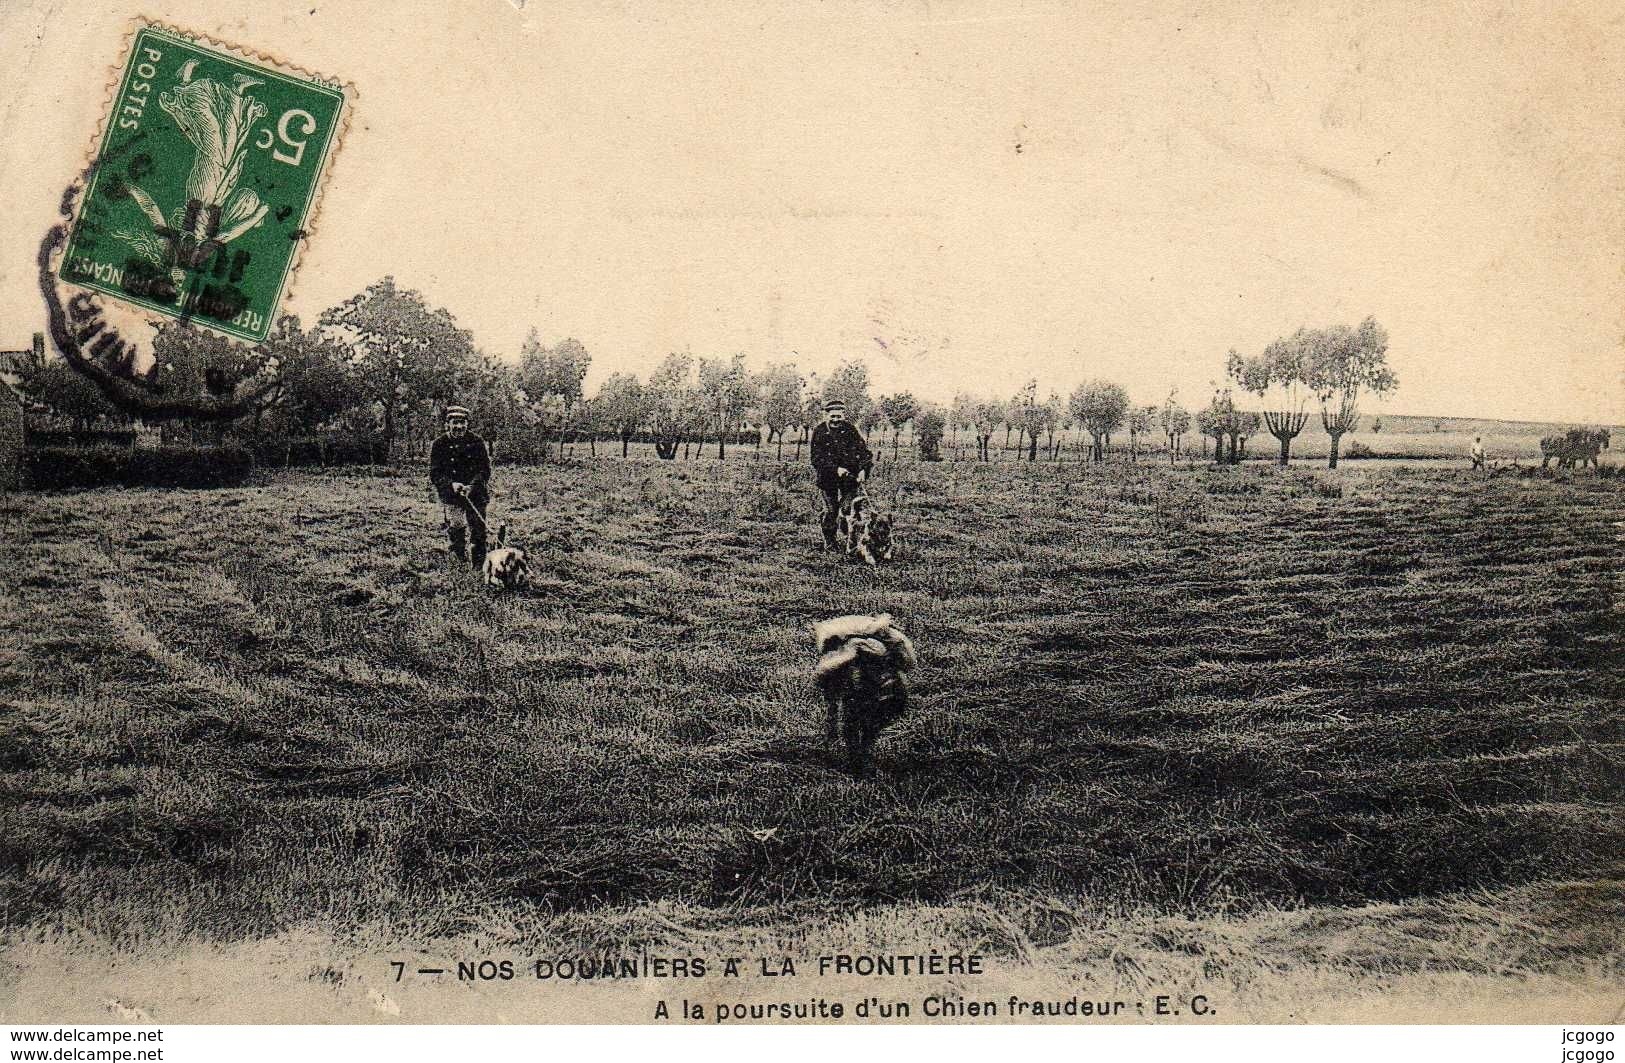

left=0, top=0, right=1621, bottom=1038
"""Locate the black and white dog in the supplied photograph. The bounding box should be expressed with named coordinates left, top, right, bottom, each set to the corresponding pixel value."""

left=812, top=613, right=917, bottom=773
left=480, top=522, right=530, bottom=590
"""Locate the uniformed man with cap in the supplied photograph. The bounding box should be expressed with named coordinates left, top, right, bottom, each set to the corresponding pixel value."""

left=810, top=398, right=874, bottom=550
left=429, top=404, right=493, bottom=567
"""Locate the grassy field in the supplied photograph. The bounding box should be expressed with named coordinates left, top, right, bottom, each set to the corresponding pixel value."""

left=1, top=456, right=1621, bottom=1017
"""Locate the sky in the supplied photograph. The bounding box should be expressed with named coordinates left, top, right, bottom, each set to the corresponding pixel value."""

left=2, top=0, right=1622, bottom=423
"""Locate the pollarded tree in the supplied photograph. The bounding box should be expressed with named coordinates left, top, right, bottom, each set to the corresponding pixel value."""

left=949, top=392, right=978, bottom=458
left=647, top=353, right=701, bottom=460
left=1069, top=379, right=1129, bottom=462
left=1305, top=317, right=1398, bottom=468
left=797, top=386, right=827, bottom=460
left=1007, top=380, right=1048, bottom=461
left=595, top=372, right=652, bottom=457
left=1195, top=389, right=1235, bottom=462
left=973, top=399, right=1003, bottom=461
left=756, top=363, right=804, bottom=458
left=858, top=403, right=887, bottom=444
left=1159, top=391, right=1191, bottom=464
left=698, top=353, right=754, bottom=459
left=1228, top=332, right=1314, bottom=466
left=878, top=391, right=921, bottom=461
left=916, top=405, right=946, bottom=461
left=1127, top=404, right=1156, bottom=462
left=1229, top=408, right=1261, bottom=462
left=1043, top=391, right=1066, bottom=459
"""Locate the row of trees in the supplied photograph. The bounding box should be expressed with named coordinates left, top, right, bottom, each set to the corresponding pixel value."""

left=20, top=272, right=1396, bottom=469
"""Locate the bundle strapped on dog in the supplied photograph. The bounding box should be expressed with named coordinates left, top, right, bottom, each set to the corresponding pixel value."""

left=813, top=613, right=917, bottom=773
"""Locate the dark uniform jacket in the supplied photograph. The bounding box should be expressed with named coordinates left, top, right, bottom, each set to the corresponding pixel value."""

left=810, top=421, right=873, bottom=490
left=429, top=432, right=492, bottom=503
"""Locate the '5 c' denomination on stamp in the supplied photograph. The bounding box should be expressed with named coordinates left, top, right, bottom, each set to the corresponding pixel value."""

left=60, top=21, right=351, bottom=342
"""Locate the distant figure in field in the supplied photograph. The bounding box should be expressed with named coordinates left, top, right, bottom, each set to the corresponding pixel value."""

left=1470, top=435, right=1485, bottom=470
left=430, top=405, right=492, bottom=568
left=810, top=399, right=873, bottom=551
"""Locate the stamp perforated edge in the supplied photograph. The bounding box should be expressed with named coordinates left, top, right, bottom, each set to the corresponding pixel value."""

left=63, top=15, right=359, bottom=343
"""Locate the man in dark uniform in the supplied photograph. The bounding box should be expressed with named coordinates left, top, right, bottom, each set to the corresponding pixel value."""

left=810, top=398, right=873, bottom=550
left=429, top=405, right=492, bottom=568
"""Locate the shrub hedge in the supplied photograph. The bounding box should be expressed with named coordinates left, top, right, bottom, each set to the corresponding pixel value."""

left=25, top=445, right=256, bottom=490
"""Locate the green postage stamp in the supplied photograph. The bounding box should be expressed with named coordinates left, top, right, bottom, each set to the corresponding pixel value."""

left=61, top=22, right=351, bottom=343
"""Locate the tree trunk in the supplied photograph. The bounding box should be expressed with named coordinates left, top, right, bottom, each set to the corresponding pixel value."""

left=1028, top=433, right=1038, bottom=461
left=1328, top=432, right=1343, bottom=468
left=622, top=433, right=630, bottom=458
left=1275, top=429, right=1293, bottom=464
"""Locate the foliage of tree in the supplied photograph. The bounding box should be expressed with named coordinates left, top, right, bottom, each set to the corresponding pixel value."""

left=915, top=405, right=946, bottom=461
left=253, top=315, right=366, bottom=437
left=1069, top=379, right=1129, bottom=461
left=1158, top=391, right=1191, bottom=464
left=646, top=353, right=702, bottom=460
left=595, top=372, right=653, bottom=457
left=1127, top=404, right=1156, bottom=462
left=319, top=276, right=476, bottom=450
left=14, top=351, right=124, bottom=432
left=756, top=363, right=805, bottom=458
left=1007, top=380, right=1049, bottom=461
left=698, top=353, right=755, bottom=459
left=878, top=391, right=921, bottom=460
left=819, top=360, right=873, bottom=425
left=517, top=331, right=592, bottom=410
left=1304, top=317, right=1398, bottom=468
left=1228, top=332, right=1314, bottom=465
